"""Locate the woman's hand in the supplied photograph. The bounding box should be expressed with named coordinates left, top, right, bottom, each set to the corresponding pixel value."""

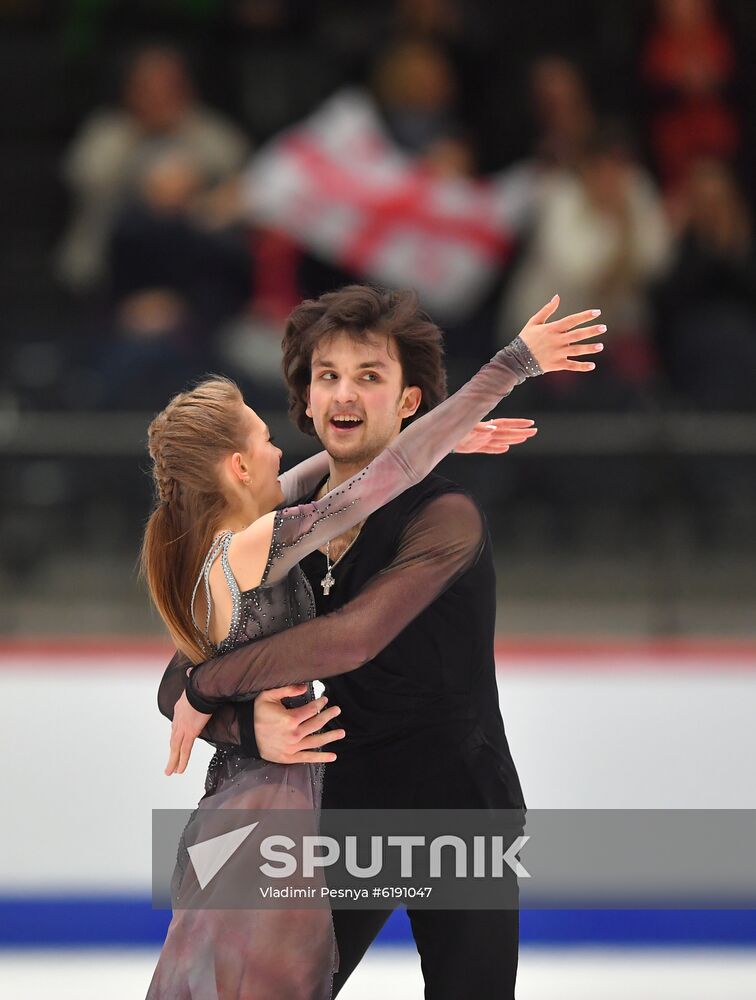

left=518, top=294, right=606, bottom=374
left=165, top=690, right=212, bottom=776
left=453, top=418, right=538, bottom=454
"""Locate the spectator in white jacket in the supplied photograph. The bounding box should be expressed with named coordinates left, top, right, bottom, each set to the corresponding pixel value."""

left=57, top=45, right=249, bottom=292
left=500, top=124, right=670, bottom=403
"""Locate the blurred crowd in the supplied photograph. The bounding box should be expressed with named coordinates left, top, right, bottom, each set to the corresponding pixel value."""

left=8, top=0, right=756, bottom=414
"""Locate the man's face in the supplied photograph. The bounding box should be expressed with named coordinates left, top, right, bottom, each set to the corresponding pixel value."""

left=307, top=331, right=421, bottom=466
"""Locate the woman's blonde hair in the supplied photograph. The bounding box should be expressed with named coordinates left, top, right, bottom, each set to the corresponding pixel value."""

left=140, top=376, right=246, bottom=663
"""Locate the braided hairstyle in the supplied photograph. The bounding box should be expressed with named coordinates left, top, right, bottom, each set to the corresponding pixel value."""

left=140, top=376, right=247, bottom=663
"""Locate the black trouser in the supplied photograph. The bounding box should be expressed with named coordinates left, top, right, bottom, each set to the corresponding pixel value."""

left=331, top=906, right=519, bottom=999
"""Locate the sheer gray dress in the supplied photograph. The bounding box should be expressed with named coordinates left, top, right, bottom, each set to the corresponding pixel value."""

left=146, top=336, right=541, bottom=1000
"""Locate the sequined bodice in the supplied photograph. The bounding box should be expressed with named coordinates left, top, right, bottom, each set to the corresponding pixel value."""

left=191, top=532, right=319, bottom=791
left=193, top=531, right=317, bottom=656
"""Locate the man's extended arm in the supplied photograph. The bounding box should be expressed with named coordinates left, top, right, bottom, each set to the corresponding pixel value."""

left=157, top=654, right=259, bottom=754
left=157, top=491, right=485, bottom=736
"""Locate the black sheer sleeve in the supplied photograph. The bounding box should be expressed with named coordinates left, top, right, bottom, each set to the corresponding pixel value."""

left=157, top=652, right=259, bottom=756
left=183, top=492, right=485, bottom=706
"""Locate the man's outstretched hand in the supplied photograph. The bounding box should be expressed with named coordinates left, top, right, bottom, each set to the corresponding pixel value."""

left=518, top=293, right=606, bottom=373
left=453, top=418, right=537, bottom=454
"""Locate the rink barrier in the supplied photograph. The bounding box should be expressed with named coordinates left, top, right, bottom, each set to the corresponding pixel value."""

left=2, top=638, right=753, bottom=949
left=0, top=896, right=755, bottom=948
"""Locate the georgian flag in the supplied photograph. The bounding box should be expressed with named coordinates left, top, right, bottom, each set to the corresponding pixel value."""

left=243, top=89, right=538, bottom=321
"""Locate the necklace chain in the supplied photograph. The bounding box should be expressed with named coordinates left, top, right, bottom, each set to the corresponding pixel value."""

left=321, top=477, right=362, bottom=595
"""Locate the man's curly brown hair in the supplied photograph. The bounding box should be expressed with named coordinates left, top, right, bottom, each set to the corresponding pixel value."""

left=281, top=285, right=448, bottom=436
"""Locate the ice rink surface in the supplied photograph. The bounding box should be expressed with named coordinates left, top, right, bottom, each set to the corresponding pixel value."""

left=2, top=641, right=754, bottom=998
left=2, top=946, right=756, bottom=999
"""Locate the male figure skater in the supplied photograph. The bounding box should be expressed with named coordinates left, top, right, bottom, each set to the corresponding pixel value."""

left=160, top=284, right=603, bottom=998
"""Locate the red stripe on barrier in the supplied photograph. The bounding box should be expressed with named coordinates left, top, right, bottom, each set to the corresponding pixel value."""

left=493, top=636, right=756, bottom=664
left=0, top=637, right=173, bottom=659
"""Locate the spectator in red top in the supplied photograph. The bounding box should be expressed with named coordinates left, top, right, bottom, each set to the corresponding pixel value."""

left=641, top=0, right=739, bottom=191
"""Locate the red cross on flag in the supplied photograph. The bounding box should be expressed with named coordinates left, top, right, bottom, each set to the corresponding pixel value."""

left=242, top=89, right=539, bottom=321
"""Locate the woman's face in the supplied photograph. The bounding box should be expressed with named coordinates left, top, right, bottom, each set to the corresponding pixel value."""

left=240, top=404, right=284, bottom=512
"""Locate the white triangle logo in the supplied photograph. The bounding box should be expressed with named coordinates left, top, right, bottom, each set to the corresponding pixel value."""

left=187, top=821, right=259, bottom=890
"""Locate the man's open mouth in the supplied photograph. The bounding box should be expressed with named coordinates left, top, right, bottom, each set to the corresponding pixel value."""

left=329, top=415, right=364, bottom=432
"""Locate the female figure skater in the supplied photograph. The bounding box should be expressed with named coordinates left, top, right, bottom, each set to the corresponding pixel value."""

left=142, top=293, right=605, bottom=999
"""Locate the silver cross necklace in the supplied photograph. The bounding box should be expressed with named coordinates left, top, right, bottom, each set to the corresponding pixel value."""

left=320, top=478, right=363, bottom=596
